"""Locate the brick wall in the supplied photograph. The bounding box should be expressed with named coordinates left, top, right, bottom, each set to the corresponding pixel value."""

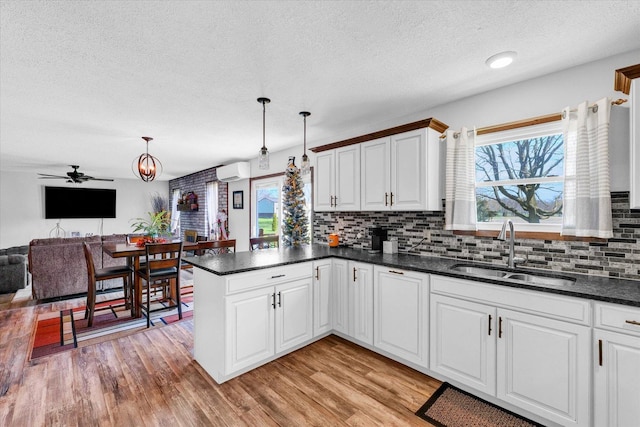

left=313, top=192, right=640, bottom=281
left=169, top=167, right=228, bottom=239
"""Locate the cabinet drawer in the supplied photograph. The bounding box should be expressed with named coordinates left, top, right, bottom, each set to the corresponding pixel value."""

left=431, top=275, right=591, bottom=325
left=594, top=302, right=640, bottom=336
left=226, top=263, right=311, bottom=294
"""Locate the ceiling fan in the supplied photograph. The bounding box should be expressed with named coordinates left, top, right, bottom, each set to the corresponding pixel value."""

left=37, top=165, right=114, bottom=184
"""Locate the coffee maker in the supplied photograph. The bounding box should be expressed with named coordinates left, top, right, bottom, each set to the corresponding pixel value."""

left=370, top=227, right=388, bottom=253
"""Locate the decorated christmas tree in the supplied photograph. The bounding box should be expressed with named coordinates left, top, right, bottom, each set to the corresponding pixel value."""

left=282, top=156, right=309, bottom=247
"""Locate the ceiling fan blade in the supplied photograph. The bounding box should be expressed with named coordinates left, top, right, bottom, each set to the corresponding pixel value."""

left=38, top=174, right=68, bottom=179
left=89, top=178, right=115, bottom=182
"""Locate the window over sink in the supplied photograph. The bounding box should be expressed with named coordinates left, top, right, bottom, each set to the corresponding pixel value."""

left=475, top=121, right=564, bottom=232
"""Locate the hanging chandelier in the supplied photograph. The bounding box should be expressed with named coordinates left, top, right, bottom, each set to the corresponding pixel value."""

left=133, top=136, right=162, bottom=182
left=257, top=97, right=271, bottom=170
left=299, top=111, right=311, bottom=175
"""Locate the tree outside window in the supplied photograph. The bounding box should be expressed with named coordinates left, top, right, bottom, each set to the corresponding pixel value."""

left=475, top=124, right=564, bottom=230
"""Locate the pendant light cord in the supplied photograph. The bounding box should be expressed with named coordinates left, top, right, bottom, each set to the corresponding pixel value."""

left=262, top=100, right=266, bottom=150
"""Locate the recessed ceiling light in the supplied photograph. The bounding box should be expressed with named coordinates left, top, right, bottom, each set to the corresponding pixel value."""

left=486, top=51, right=517, bottom=69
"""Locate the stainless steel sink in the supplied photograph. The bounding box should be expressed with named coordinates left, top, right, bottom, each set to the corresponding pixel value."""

left=451, top=265, right=575, bottom=287
left=450, top=265, right=510, bottom=278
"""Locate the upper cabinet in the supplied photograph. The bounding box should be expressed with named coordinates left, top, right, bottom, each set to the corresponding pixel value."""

left=313, top=118, right=448, bottom=213
left=614, top=64, right=640, bottom=209
left=314, top=145, right=360, bottom=211
left=361, top=128, right=443, bottom=211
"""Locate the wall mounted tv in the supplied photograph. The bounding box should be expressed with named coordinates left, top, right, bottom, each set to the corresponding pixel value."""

left=45, top=186, right=117, bottom=219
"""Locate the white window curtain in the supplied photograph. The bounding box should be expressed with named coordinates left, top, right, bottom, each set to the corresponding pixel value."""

left=170, top=188, right=181, bottom=235
left=445, top=127, right=477, bottom=230
left=561, top=98, right=613, bottom=238
left=206, top=181, right=218, bottom=239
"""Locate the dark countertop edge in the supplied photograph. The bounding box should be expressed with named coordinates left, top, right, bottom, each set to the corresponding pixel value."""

left=184, top=247, right=640, bottom=308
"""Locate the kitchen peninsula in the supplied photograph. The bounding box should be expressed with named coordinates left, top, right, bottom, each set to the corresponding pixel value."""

left=185, top=245, right=640, bottom=427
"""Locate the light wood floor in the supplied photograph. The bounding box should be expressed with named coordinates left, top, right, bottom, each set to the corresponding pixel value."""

left=0, top=297, right=441, bottom=426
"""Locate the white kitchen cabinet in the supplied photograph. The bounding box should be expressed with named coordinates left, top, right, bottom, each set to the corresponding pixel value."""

left=593, top=302, right=640, bottom=427
left=373, top=266, right=429, bottom=367
left=349, top=261, right=374, bottom=345
left=226, top=287, right=275, bottom=373
left=361, top=128, right=442, bottom=211
left=430, top=275, right=591, bottom=427
left=496, top=308, right=590, bottom=427
left=430, top=294, right=496, bottom=395
left=332, top=259, right=349, bottom=335
left=226, top=277, right=312, bottom=374
left=314, top=145, right=360, bottom=211
left=313, top=260, right=333, bottom=336
left=274, top=278, right=313, bottom=352
left=193, top=263, right=313, bottom=384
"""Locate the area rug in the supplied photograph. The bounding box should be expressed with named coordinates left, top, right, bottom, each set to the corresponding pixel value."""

left=29, top=285, right=193, bottom=360
left=415, top=382, right=544, bottom=427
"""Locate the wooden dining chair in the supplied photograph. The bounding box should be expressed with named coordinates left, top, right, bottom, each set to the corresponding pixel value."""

left=83, top=242, right=131, bottom=327
left=134, top=242, right=184, bottom=328
left=249, top=235, right=279, bottom=251
left=199, top=239, right=236, bottom=255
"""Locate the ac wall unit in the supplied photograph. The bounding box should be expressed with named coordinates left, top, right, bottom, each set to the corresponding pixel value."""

left=216, top=162, right=250, bottom=182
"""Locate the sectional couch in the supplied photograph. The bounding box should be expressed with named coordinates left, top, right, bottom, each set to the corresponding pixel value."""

left=0, top=245, right=29, bottom=294
left=29, top=234, right=128, bottom=300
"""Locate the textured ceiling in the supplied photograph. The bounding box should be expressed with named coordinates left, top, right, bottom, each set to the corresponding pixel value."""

left=1, top=0, right=640, bottom=180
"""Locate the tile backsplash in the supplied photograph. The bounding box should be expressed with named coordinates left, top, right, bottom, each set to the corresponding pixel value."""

left=313, top=192, right=640, bottom=281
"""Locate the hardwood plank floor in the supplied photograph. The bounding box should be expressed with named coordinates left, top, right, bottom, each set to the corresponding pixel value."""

left=0, top=299, right=441, bottom=426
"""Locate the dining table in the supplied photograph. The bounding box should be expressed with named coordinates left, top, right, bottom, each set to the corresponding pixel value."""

left=102, top=240, right=200, bottom=318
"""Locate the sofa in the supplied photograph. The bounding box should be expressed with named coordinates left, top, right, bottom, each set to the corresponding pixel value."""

left=0, top=245, right=29, bottom=294
left=29, top=234, right=128, bottom=300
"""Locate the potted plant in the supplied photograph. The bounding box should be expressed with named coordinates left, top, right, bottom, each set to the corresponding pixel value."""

left=130, top=210, right=171, bottom=246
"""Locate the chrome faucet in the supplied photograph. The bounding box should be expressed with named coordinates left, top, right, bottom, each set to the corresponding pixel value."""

left=497, top=220, right=523, bottom=268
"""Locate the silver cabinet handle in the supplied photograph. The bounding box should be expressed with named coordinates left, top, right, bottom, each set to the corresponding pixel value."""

left=388, top=270, right=404, bottom=275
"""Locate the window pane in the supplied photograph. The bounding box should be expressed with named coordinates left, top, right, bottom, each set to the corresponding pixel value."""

left=476, top=183, right=563, bottom=224
left=475, top=134, right=564, bottom=183
left=255, top=183, right=280, bottom=236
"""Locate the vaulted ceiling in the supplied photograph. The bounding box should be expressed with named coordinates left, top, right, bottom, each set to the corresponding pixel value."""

left=2, top=1, right=639, bottom=180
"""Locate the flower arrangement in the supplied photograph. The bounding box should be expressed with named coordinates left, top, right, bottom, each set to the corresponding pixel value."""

left=130, top=210, right=171, bottom=245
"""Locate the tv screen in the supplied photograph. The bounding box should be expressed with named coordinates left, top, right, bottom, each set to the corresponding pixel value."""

left=45, top=186, right=117, bottom=219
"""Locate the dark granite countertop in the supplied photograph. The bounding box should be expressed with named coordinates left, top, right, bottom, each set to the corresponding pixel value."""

left=184, top=244, right=640, bottom=308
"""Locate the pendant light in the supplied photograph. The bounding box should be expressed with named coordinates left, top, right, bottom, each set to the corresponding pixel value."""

left=299, top=111, right=311, bottom=175
left=257, top=97, right=271, bottom=170
left=133, top=136, right=162, bottom=182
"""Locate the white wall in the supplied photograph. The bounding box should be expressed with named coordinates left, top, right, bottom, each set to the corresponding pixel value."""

left=0, top=170, right=169, bottom=247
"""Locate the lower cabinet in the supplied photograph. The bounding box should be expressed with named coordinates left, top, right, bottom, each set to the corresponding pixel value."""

left=313, top=260, right=333, bottom=336
left=430, top=294, right=496, bottom=395
left=593, top=302, right=640, bottom=427
left=225, top=277, right=312, bottom=375
left=349, top=261, right=374, bottom=345
left=332, top=259, right=349, bottom=335
left=373, top=266, right=429, bottom=367
left=430, top=275, right=591, bottom=427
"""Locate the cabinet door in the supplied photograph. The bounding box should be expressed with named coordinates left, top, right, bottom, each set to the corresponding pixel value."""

left=349, top=261, right=373, bottom=345
left=332, top=259, right=349, bottom=335
left=497, top=308, right=590, bottom=427
left=594, top=329, right=640, bottom=427
left=275, top=278, right=313, bottom=353
left=390, top=129, right=426, bottom=210
left=430, top=294, right=496, bottom=395
left=374, top=267, right=428, bottom=366
left=361, top=138, right=391, bottom=211
left=313, top=260, right=332, bottom=336
left=225, top=287, right=275, bottom=374
left=335, top=145, right=361, bottom=210
left=314, top=151, right=335, bottom=211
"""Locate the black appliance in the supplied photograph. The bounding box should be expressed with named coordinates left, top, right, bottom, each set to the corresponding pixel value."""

left=371, top=227, right=388, bottom=252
